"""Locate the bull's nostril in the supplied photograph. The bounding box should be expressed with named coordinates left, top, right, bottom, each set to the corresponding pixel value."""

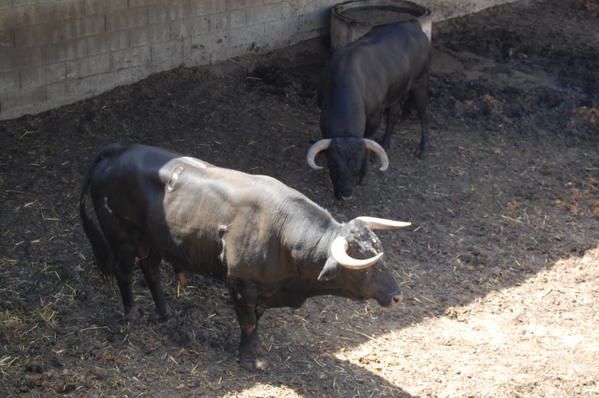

left=392, top=294, right=403, bottom=305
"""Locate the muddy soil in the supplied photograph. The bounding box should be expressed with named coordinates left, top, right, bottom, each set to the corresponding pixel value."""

left=1, top=0, right=598, bottom=396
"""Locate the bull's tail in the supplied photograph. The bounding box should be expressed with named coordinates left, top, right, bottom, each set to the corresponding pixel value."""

left=79, top=143, right=123, bottom=278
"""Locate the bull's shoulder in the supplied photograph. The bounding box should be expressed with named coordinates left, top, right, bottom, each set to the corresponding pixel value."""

left=329, top=45, right=362, bottom=69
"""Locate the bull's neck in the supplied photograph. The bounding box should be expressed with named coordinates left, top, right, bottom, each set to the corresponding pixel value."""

left=275, top=198, right=342, bottom=278
left=303, top=223, right=340, bottom=271
left=293, top=224, right=340, bottom=281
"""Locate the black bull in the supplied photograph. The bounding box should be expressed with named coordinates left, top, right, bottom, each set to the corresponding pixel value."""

left=80, top=144, right=410, bottom=370
left=308, top=20, right=431, bottom=200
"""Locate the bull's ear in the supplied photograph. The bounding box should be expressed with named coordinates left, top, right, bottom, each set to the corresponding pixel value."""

left=317, top=258, right=338, bottom=282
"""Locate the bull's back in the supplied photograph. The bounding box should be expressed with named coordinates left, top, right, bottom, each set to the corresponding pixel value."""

left=326, top=21, right=429, bottom=117
left=346, top=21, right=430, bottom=77
left=90, top=144, right=315, bottom=281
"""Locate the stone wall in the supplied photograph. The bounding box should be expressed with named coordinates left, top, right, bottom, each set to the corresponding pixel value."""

left=0, top=0, right=516, bottom=120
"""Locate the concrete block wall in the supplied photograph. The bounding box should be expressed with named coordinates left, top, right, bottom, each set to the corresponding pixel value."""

left=0, top=0, right=515, bottom=120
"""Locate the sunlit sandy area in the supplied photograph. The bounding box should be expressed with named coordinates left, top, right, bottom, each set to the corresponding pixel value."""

left=219, top=249, right=598, bottom=398
left=335, top=248, right=599, bottom=397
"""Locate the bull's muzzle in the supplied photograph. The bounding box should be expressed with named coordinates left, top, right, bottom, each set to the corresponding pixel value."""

left=378, top=291, right=404, bottom=307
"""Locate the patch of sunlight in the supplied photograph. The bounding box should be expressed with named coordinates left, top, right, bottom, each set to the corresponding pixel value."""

left=336, top=247, right=599, bottom=398
left=222, top=383, right=302, bottom=398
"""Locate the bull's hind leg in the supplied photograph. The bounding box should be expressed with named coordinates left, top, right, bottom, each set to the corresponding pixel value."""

left=138, top=250, right=170, bottom=321
left=228, top=280, right=267, bottom=371
left=412, top=81, right=430, bottom=158
left=113, top=244, right=138, bottom=320
left=97, top=207, right=139, bottom=320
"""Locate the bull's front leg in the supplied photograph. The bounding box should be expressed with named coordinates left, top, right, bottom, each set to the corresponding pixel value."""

left=359, top=150, right=370, bottom=185
left=228, top=280, right=267, bottom=371
left=361, top=112, right=384, bottom=184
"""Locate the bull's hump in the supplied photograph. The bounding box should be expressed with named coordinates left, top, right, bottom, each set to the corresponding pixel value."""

left=230, top=173, right=326, bottom=216
left=176, top=156, right=211, bottom=170
left=245, top=175, right=300, bottom=204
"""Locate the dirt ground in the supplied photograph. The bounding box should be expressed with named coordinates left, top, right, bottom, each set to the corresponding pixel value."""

left=1, top=0, right=598, bottom=396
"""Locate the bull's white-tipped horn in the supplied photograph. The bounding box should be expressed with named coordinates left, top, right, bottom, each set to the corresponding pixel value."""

left=330, top=236, right=383, bottom=269
left=306, top=139, right=332, bottom=170
left=355, top=216, right=412, bottom=231
left=363, top=139, right=389, bottom=171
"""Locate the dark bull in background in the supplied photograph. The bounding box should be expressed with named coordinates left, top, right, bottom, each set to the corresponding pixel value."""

left=308, top=20, right=431, bottom=200
left=79, top=143, right=409, bottom=371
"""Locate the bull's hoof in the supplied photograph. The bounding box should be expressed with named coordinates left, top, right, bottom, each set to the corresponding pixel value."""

left=156, top=310, right=171, bottom=323
left=148, top=308, right=171, bottom=323
left=158, top=313, right=171, bottom=323
left=239, top=356, right=268, bottom=372
left=415, top=141, right=428, bottom=159
left=121, top=307, right=143, bottom=324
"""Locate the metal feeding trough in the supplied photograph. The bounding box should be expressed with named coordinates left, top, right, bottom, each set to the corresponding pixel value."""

left=331, top=0, right=432, bottom=49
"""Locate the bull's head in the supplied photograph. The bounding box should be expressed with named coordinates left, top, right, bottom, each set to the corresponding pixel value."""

left=317, top=217, right=410, bottom=307
left=306, top=138, right=389, bottom=200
